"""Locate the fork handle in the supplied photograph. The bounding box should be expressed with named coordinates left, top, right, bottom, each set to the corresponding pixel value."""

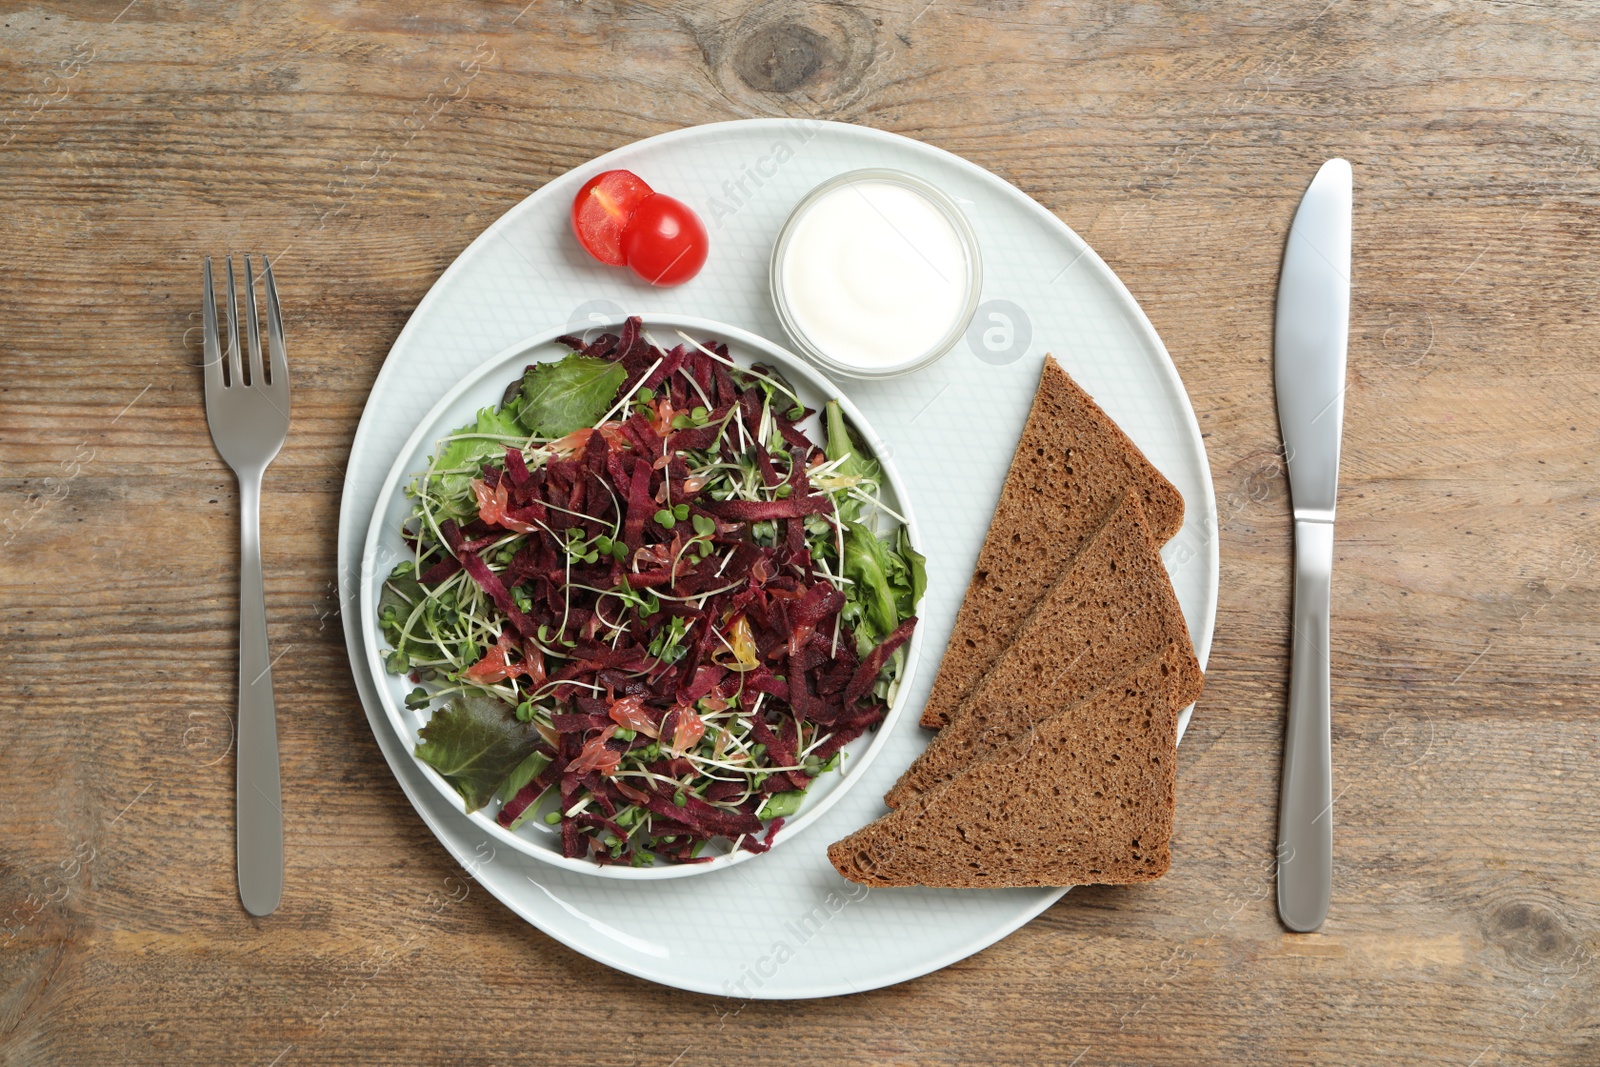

left=236, top=468, right=283, bottom=916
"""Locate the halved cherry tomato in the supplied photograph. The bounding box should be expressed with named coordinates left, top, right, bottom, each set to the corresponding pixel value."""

left=622, top=194, right=709, bottom=286
left=570, top=170, right=655, bottom=266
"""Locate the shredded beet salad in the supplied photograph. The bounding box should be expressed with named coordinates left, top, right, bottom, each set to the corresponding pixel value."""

left=379, top=316, right=923, bottom=866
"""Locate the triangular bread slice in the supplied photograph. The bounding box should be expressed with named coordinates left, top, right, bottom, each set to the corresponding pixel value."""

left=887, top=490, right=1201, bottom=810
left=920, top=355, right=1185, bottom=729
left=828, top=645, right=1192, bottom=888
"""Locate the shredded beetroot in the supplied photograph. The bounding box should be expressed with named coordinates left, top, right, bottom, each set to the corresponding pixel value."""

left=740, top=816, right=786, bottom=853
left=441, top=519, right=538, bottom=639
left=419, top=555, right=462, bottom=585
left=701, top=495, right=832, bottom=521
left=844, top=616, right=918, bottom=708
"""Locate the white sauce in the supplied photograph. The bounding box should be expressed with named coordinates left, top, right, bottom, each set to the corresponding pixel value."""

left=780, top=180, right=969, bottom=372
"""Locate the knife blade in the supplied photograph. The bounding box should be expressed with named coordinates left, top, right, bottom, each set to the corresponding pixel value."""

left=1273, top=157, right=1352, bottom=933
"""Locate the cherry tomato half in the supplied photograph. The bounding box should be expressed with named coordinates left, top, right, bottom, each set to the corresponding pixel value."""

left=622, top=194, right=710, bottom=287
left=571, top=170, right=655, bottom=267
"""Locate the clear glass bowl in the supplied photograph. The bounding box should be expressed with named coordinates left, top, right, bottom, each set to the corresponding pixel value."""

left=770, top=168, right=983, bottom=380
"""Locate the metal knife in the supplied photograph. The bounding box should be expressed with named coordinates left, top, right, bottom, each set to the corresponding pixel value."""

left=1273, top=157, right=1352, bottom=933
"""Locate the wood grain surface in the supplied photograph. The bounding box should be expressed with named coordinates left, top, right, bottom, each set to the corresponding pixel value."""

left=4, top=1, right=1600, bottom=1063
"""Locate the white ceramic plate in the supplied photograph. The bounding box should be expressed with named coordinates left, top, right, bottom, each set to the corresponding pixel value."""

left=337, top=118, right=1217, bottom=997
left=359, top=314, right=926, bottom=879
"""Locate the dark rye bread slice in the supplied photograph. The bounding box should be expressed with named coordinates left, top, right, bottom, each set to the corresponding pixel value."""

left=828, top=646, right=1191, bottom=888
left=886, top=490, right=1202, bottom=810
left=920, top=355, right=1185, bottom=730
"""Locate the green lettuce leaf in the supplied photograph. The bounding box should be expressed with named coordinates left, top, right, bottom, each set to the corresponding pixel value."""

left=432, top=405, right=525, bottom=499
left=823, top=400, right=881, bottom=524
left=842, top=520, right=900, bottom=640
left=883, top=525, right=927, bottom=622
left=898, top=525, right=927, bottom=611
left=414, top=693, right=542, bottom=812
left=507, top=352, right=626, bottom=438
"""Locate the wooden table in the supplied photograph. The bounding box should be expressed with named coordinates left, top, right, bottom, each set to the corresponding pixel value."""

left=4, top=1, right=1597, bottom=1063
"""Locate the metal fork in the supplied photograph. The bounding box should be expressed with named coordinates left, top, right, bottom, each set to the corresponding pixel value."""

left=202, top=254, right=290, bottom=917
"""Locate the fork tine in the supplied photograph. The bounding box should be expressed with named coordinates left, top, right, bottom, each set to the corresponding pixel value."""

left=244, top=254, right=264, bottom=388
left=263, top=255, right=287, bottom=389
left=224, top=255, right=242, bottom=388
left=202, top=257, right=223, bottom=394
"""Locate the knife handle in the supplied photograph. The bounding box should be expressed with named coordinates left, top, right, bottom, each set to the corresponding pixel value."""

left=1277, top=517, right=1333, bottom=932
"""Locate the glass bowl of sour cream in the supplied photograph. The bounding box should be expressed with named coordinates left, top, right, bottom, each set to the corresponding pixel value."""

left=770, top=169, right=983, bottom=379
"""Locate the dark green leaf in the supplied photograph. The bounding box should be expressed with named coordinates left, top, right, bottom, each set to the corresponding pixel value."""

left=508, top=353, right=627, bottom=438
left=414, top=693, right=543, bottom=813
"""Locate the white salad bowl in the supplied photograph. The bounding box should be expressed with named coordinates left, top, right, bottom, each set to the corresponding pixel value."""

left=359, top=314, right=926, bottom=879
